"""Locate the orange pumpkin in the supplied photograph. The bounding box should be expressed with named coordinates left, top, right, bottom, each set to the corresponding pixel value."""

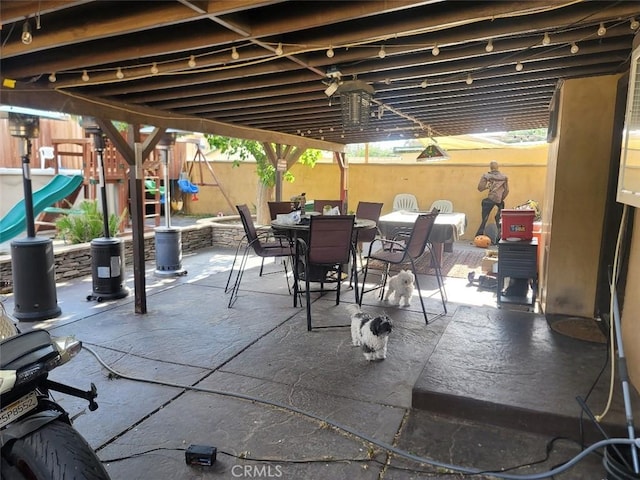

left=474, top=235, right=492, bottom=248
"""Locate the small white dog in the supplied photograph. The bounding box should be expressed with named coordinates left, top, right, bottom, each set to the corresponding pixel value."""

left=347, top=305, right=393, bottom=361
left=384, top=269, right=415, bottom=306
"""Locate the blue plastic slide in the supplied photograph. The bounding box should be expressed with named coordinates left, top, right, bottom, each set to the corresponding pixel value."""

left=0, top=174, right=84, bottom=243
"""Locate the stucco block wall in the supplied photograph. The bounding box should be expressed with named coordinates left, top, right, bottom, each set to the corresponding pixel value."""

left=183, top=146, right=548, bottom=235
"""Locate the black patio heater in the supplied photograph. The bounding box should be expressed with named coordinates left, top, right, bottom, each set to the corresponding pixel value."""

left=80, top=117, right=129, bottom=302
left=154, top=132, right=187, bottom=277
left=9, top=113, right=62, bottom=321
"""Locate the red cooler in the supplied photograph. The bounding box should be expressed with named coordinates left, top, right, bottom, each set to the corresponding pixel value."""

left=501, top=209, right=535, bottom=240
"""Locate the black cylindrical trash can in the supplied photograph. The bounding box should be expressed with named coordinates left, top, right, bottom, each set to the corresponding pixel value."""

left=88, top=237, right=129, bottom=302
left=11, top=237, right=62, bottom=321
left=154, top=227, right=187, bottom=277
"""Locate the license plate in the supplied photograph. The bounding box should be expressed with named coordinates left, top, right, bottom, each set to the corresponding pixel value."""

left=0, top=391, right=38, bottom=429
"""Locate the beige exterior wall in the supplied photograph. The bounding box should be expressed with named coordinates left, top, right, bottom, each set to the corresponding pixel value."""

left=541, top=75, right=619, bottom=319
left=186, top=146, right=548, bottom=241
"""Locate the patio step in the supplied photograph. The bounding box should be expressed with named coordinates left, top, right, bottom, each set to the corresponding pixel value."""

left=411, top=305, right=639, bottom=443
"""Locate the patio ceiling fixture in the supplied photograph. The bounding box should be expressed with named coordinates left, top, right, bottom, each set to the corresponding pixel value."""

left=336, top=80, right=375, bottom=129
left=21, top=19, right=32, bottom=45
left=416, top=142, right=449, bottom=162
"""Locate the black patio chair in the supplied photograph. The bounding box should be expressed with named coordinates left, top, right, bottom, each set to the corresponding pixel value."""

left=268, top=200, right=296, bottom=244
left=226, top=204, right=294, bottom=308
left=312, top=199, right=343, bottom=214
left=359, top=211, right=447, bottom=324
left=268, top=201, right=294, bottom=220
left=294, top=215, right=356, bottom=331
left=354, top=201, right=384, bottom=267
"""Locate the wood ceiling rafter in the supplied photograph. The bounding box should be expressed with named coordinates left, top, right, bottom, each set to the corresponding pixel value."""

left=1, top=1, right=638, bottom=144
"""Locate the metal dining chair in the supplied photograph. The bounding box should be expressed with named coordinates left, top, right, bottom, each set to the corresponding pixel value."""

left=267, top=200, right=295, bottom=245
left=267, top=201, right=294, bottom=220
left=352, top=201, right=383, bottom=275
left=359, top=211, right=447, bottom=324
left=312, top=199, right=343, bottom=214
left=226, top=204, right=295, bottom=308
left=293, top=215, right=356, bottom=331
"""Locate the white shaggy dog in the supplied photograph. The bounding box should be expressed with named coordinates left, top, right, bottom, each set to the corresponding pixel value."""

left=384, top=269, right=415, bottom=306
left=347, top=305, right=393, bottom=361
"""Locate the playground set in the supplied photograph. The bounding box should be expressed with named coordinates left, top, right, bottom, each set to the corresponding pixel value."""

left=0, top=136, right=231, bottom=244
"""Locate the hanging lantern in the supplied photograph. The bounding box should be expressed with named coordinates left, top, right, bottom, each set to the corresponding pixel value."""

left=336, top=80, right=375, bottom=128
left=416, top=143, right=449, bottom=162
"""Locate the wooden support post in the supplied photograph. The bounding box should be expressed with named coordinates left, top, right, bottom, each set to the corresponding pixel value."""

left=96, top=120, right=166, bottom=315
left=335, top=151, right=348, bottom=213
left=131, top=141, right=147, bottom=314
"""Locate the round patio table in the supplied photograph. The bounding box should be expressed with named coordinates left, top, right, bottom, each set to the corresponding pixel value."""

left=270, top=216, right=376, bottom=233
left=270, top=216, right=376, bottom=306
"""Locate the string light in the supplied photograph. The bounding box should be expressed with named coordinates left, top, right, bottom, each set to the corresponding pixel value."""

left=21, top=19, right=32, bottom=45
left=485, top=39, right=494, bottom=52
left=597, top=22, right=606, bottom=36
left=50, top=16, right=622, bottom=90
left=630, top=18, right=639, bottom=30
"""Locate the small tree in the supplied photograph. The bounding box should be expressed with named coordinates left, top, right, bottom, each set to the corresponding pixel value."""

left=206, top=136, right=320, bottom=223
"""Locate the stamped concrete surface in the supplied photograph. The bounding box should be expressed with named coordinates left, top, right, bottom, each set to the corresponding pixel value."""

left=1, top=240, right=636, bottom=479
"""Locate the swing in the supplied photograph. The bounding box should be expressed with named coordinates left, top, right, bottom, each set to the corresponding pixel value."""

left=177, top=172, right=199, bottom=201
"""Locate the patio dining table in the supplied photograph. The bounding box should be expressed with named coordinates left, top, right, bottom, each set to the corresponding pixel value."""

left=270, top=216, right=376, bottom=306
left=377, top=210, right=467, bottom=255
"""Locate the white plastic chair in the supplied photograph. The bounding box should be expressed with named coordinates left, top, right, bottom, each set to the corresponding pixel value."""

left=392, top=194, right=419, bottom=212
left=39, top=146, right=57, bottom=169
left=429, top=199, right=453, bottom=213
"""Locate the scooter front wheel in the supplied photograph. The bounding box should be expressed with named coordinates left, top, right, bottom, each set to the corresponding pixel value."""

left=3, top=418, right=110, bottom=480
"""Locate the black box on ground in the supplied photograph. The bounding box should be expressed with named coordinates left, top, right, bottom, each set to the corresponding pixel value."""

left=185, top=444, right=217, bottom=466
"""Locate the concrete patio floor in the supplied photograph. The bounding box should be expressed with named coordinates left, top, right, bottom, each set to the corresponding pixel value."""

left=2, top=239, right=638, bottom=479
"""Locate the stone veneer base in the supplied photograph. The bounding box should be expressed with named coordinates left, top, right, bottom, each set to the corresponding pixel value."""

left=0, top=217, right=248, bottom=293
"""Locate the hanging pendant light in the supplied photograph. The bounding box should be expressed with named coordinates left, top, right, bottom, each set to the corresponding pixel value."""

left=416, top=142, right=449, bottom=162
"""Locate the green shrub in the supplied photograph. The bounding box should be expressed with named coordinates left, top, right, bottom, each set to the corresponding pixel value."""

left=55, top=200, right=126, bottom=244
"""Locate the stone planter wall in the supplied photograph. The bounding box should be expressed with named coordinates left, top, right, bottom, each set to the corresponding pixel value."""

left=0, top=217, right=248, bottom=293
